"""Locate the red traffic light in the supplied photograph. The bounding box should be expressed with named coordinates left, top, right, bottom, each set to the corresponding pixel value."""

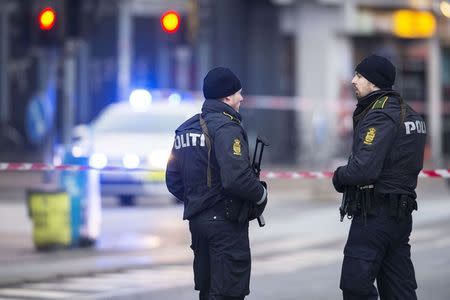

left=161, top=10, right=180, bottom=33
left=39, top=7, right=56, bottom=31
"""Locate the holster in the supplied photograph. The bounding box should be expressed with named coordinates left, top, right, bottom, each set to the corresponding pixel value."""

left=384, top=194, right=417, bottom=220
left=341, top=185, right=375, bottom=224
left=343, top=186, right=362, bottom=218
left=225, top=198, right=242, bottom=222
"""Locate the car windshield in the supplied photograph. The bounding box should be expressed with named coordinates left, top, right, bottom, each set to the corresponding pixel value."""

left=93, top=111, right=186, bottom=133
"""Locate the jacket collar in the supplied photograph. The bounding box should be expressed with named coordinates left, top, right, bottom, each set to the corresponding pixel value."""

left=354, top=89, right=399, bottom=116
left=202, top=100, right=242, bottom=123
left=356, top=90, right=385, bottom=110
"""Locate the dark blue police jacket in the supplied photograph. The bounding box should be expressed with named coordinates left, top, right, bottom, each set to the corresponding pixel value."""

left=166, top=100, right=265, bottom=220
left=335, top=90, right=427, bottom=199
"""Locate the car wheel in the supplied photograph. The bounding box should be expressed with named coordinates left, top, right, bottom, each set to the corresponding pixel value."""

left=119, top=195, right=136, bottom=206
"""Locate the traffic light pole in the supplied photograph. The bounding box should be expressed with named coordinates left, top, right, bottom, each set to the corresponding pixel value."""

left=196, top=0, right=212, bottom=90
left=117, top=0, right=132, bottom=101
left=34, top=47, right=58, bottom=184
left=0, top=6, right=9, bottom=125
left=62, top=40, right=76, bottom=152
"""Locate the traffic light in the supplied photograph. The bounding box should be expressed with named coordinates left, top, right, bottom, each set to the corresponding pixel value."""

left=161, top=10, right=180, bottom=34
left=38, top=7, right=56, bottom=31
left=34, top=5, right=62, bottom=47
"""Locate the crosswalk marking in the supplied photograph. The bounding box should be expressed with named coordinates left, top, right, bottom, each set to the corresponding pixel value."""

left=26, top=281, right=113, bottom=292
left=0, top=267, right=194, bottom=299
left=252, top=234, right=343, bottom=257
left=253, top=249, right=341, bottom=274
left=0, top=288, right=79, bottom=299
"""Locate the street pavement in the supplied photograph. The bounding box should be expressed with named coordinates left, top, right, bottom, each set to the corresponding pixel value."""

left=0, top=173, right=449, bottom=299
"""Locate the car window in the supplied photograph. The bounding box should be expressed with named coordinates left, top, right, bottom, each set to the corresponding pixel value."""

left=93, top=111, right=187, bottom=133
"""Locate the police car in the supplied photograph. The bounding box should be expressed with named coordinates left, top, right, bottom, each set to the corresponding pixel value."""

left=69, top=91, right=202, bottom=205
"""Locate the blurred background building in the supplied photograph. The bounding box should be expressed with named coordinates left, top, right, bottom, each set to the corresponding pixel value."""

left=0, top=0, right=449, bottom=167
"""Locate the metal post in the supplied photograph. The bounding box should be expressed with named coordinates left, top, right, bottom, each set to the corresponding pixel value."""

left=427, top=36, right=443, bottom=166
left=196, top=0, right=211, bottom=90
left=36, top=47, right=59, bottom=184
left=78, top=40, right=89, bottom=123
left=158, top=37, right=170, bottom=89
left=0, top=7, right=9, bottom=124
left=63, top=41, right=76, bottom=150
left=175, top=46, right=191, bottom=90
left=117, top=0, right=132, bottom=101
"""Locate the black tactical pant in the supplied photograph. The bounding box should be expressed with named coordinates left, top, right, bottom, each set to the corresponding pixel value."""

left=340, top=205, right=417, bottom=300
left=189, top=218, right=250, bottom=300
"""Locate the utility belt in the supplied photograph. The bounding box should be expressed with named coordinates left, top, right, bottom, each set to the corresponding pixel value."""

left=190, top=202, right=228, bottom=222
left=190, top=198, right=265, bottom=223
left=339, top=185, right=418, bottom=224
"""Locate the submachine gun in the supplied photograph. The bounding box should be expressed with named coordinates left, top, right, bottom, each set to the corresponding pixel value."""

left=252, top=136, right=270, bottom=227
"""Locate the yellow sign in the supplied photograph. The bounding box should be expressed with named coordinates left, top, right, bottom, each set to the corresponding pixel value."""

left=393, top=10, right=436, bottom=38
left=28, top=191, right=71, bottom=249
left=364, top=128, right=377, bottom=145
left=233, top=139, right=242, bottom=156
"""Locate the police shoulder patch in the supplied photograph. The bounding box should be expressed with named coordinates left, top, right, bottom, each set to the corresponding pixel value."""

left=364, top=127, right=376, bottom=145
left=223, top=112, right=240, bottom=124
left=223, top=112, right=234, bottom=120
left=233, top=139, right=242, bottom=156
left=372, top=96, right=389, bottom=109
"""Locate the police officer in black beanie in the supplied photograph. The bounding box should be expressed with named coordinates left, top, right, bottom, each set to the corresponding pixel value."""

left=166, top=67, right=268, bottom=300
left=332, top=54, right=426, bottom=299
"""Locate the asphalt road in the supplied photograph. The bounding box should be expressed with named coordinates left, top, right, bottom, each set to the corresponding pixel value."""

left=0, top=177, right=449, bottom=299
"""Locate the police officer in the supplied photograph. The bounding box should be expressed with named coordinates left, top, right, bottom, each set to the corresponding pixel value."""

left=332, top=54, right=426, bottom=300
left=166, top=67, right=268, bottom=300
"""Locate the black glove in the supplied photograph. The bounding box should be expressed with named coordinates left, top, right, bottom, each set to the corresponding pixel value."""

left=332, top=167, right=346, bottom=193
left=256, top=180, right=268, bottom=206
left=260, top=180, right=267, bottom=190
left=237, top=181, right=268, bottom=223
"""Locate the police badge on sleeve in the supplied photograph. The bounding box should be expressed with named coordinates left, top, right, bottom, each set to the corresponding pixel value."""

left=364, top=127, right=376, bottom=145
left=233, top=139, right=242, bottom=156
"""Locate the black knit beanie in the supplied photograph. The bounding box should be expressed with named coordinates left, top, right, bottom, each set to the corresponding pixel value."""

left=203, top=67, right=242, bottom=100
left=355, top=55, right=396, bottom=89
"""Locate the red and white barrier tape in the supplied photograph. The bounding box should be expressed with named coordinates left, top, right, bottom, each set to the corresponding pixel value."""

left=0, top=163, right=449, bottom=179
left=261, top=170, right=450, bottom=179
left=261, top=171, right=335, bottom=179
left=0, top=163, right=142, bottom=172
